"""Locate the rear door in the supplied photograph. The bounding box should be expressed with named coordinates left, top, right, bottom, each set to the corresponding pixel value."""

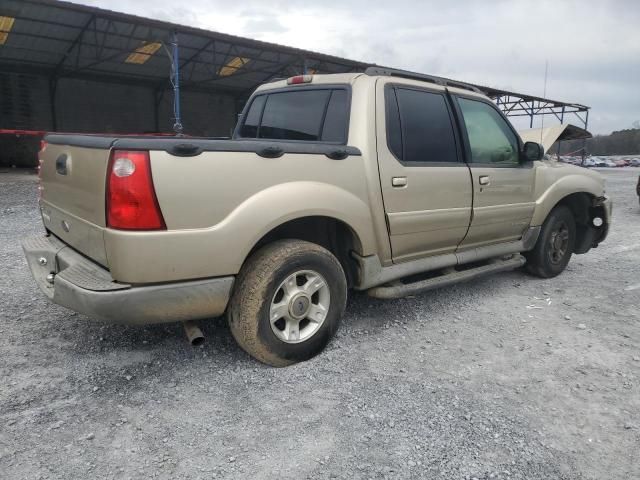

left=376, top=79, right=473, bottom=262
left=452, top=94, right=536, bottom=248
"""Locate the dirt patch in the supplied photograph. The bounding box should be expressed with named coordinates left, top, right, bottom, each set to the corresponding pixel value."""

left=1, top=169, right=638, bottom=479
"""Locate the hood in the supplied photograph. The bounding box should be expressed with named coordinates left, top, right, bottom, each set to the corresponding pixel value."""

left=540, top=160, right=605, bottom=192
left=519, top=124, right=592, bottom=153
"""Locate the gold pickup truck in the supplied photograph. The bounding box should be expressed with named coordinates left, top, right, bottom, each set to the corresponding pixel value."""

left=23, top=68, right=612, bottom=366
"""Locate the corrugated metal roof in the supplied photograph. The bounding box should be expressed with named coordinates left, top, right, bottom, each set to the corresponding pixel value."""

left=0, top=0, right=370, bottom=95
left=0, top=0, right=590, bottom=117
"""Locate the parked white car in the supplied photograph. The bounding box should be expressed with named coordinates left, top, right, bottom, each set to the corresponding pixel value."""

left=596, top=159, right=616, bottom=167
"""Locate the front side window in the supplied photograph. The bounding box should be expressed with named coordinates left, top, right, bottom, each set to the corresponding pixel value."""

left=385, top=86, right=459, bottom=164
left=239, top=88, right=349, bottom=143
left=458, top=98, right=519, bottom=165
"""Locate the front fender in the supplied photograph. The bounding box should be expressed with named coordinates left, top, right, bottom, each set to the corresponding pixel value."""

left=531, top=168, right=604, bottom=226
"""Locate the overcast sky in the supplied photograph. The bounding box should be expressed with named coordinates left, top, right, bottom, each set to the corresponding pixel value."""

left=79, top=0, right=640, bottom=134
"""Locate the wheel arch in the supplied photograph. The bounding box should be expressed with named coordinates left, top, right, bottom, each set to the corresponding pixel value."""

left=225, top=181, right=377, bottom=287
left=533, top=190, right=603, bottom=255
left=247, top=215, right=363, bottom=288
left=531, top=173, right=603, bottom=226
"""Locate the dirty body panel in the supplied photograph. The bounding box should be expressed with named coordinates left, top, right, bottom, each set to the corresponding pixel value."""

left=22, top=235, right=234, bottom=324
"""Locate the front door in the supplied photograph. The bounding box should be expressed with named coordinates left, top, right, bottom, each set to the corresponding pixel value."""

left=453, top=95, right=536, bottom=248
left=376, top=79, right=473, bottom=262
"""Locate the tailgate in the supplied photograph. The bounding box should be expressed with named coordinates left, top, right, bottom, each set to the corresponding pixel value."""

left=39, top=135, right=116, bottom=266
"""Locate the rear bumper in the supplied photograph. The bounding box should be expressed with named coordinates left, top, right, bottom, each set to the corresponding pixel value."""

left=21, top=235, right=234, bottom=325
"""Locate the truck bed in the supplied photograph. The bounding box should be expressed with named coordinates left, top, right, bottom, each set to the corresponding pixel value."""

left=38, top=133, right=368, bottom=283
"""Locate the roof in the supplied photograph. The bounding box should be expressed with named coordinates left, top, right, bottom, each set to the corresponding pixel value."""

left=0, top=0, right=590, bottom=115
left=0, top=0, right=370, bottom=95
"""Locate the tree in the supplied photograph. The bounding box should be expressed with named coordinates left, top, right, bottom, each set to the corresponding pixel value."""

left=553, top=128, right=640, bottom=156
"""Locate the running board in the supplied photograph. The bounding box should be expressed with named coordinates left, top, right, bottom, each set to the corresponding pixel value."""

left=367, top=255, right=526, bottom=300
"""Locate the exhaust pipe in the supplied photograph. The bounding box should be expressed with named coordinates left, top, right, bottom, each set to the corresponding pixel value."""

left=183, top=320, right=205, bottom=346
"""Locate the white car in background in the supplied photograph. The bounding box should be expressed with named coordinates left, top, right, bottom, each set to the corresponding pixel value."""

left=596, top=158, right=616, bottom=167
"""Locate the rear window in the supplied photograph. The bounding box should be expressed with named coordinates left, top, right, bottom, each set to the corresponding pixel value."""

left=239, top=88, right=349, bottom=143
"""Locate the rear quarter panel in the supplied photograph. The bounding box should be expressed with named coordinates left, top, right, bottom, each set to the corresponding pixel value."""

left=104, top=150, right=379, bottom=283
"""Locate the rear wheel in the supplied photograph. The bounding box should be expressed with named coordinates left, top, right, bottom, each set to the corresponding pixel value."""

left=525, top=205, right=576, bottom=278
left=227, top=240, right=347, bottom=367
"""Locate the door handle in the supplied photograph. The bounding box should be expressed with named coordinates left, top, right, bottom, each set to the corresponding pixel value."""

left=392, top=176, right=407, bottom=187
left=479, top=175, right=490, bottom=186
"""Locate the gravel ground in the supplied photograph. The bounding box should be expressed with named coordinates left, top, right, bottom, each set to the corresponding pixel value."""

left=1, top=168, right=638, bottom=480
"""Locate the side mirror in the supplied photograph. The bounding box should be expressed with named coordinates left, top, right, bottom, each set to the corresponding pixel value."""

left=522, top=141, right=545, bottom=162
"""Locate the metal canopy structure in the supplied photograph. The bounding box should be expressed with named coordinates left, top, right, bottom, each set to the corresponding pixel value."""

left=0, top=0, right=590, bottom=135
left=484, top=86, right=590, bottom=130
left=0, top=0, right=368, bottom=95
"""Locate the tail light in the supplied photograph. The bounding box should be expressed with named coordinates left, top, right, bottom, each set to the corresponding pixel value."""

left=106, top=150, right=166, bottom=230
left=287, top=75, right=313, bottom=85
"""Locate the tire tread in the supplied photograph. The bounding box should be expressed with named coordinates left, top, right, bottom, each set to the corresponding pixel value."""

left=525, top=205, right=576, bottom=278
left=227, top=240, right=346, bottom=367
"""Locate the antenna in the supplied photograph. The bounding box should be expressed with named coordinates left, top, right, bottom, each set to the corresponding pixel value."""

left=540, top=59, right=548, bottom=145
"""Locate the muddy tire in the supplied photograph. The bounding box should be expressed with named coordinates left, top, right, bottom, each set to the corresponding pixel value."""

left=227, top=240, right=347, bottom=367
left=525, top=205, right=576, bottom=278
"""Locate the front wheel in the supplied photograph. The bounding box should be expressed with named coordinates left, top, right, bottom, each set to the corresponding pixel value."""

left=227, top=240, right=347, bottom=367
left=525, top=205, right=576, bottom=278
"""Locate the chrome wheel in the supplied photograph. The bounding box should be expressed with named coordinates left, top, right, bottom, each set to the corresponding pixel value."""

left=548, top=221, right=570, bottom=265
left=269, top=270, right=330, bottom=344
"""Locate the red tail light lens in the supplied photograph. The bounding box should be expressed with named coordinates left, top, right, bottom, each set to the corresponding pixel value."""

left=106, top=150, right=166, bottom=230
left=287, top=75, right=313, bottom=85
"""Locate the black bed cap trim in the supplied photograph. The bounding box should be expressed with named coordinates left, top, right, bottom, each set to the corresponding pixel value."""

left=44, top=134, right=362, bottom=159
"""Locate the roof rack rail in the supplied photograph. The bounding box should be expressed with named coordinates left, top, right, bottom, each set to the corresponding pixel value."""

left=364, top=67, right=484, bottom=94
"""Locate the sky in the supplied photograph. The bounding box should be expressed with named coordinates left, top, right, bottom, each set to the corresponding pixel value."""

left=78, top=0, right=640, bottom=134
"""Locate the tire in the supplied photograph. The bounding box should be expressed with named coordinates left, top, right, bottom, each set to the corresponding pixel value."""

left=525, top=205, right=576, bottom=278
left=227, top=239, right=347, bottom=367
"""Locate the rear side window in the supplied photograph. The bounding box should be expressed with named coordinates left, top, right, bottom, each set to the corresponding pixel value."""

left=386, top=87, right=459, bottom=164
left=239, top=88, right=349, bottom=143
left=241, top=95, right=266, bottom=138
left=386, top=88, right=403, bottom=158
left=321, top=90, right=349, bottom=142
